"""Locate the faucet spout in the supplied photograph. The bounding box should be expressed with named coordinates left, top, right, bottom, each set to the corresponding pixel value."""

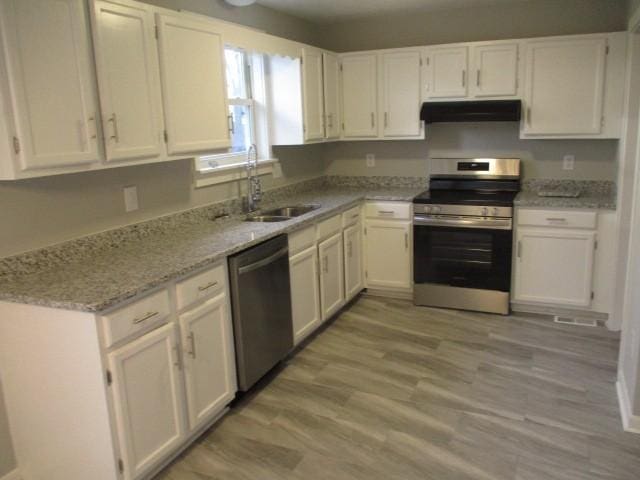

left=246, top=144, right=261, bottom=212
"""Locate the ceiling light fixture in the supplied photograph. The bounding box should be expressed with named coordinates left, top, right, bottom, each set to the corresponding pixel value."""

left=224, top=0, right=257, bottom=6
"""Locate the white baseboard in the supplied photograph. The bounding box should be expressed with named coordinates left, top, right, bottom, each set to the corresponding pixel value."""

left=1, top=469, right=21, bottom=480
left=617, top=376, right=640, bottom=433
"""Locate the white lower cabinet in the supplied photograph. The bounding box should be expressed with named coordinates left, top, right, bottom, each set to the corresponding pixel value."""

left=364, top=202, right=412, bottom=290
left=514, top=228, right=596, bottom=307
left=319, top=232, right=346, bottom=320
left=289, top=245, right=321, bottom=344
left=511, top=208, right=617, bottom=313
left=108, top=323, right=186, bottom=480
left=179, top=293, right=236, bottom=432
left=343, top=223, right=364, bottom=300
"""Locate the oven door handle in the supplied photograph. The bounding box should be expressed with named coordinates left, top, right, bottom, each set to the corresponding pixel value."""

left=413, top=215, right=512, bottom=230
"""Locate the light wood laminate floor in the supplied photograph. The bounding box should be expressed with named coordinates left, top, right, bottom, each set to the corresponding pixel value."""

left=156, top=296, right=639, bottom=480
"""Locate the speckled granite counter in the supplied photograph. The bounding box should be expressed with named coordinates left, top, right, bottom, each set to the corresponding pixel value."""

left=514, top=180, right=616, bottom=210
left=0, top=179, right=423, bottom=313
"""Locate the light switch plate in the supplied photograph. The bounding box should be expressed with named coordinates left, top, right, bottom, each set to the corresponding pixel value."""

left=123, top=185, right=139, bottom=212
left=563, top=155, right=575, bottom=171
left=366, top=154, right=375, bottom=168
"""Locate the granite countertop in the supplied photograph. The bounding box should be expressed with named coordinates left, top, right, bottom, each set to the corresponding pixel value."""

left=514, top=179, right=617, bottom=210
left=0, top=184, right=422, bottom=313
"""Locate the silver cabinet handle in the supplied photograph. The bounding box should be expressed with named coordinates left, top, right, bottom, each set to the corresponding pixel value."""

left=88, top=116, right=97, bottom=139
left=378, top=210, right=395, bottom=216
left=227, top=114, right=235, bottom=134
left=517, top=240, right=522, bottom=259
left=370, top=112, right=375, bottom=128
left=198, top=281, right=218, bottom=291
left=526, top=107, right=532, bottom=125
left=187, top=332, right=196, bottom=358
left=384, top=112, right=388, bottom=128
left=323, top=256, right=329, bottom=274
left=132, top=311, right=159, bottom=324
left=404, top=233, right=409, bottom=249
left=476, top=69, right=480, bottom=87
left=108, top=113, right=119, bottom=143
left=327, top=113, right=333, bottom=129
left=546, top=217, right=567, bottom=222
left=462, top=70, right=466, bottom=88
left=173, top=344, right=182, bottom=370
left=351, top=213, right=359, bottom=219
left=348, top=241, right=353, bottom=258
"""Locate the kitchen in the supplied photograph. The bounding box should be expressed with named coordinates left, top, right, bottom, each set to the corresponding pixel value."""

left=0, top=0, right=639, bottom=479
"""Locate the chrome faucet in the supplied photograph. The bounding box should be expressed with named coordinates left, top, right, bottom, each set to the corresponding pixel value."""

left=246, top=144, right=262, bottom=212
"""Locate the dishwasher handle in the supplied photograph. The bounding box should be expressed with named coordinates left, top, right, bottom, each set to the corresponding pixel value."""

left=238, top=246, right=289, bottom=275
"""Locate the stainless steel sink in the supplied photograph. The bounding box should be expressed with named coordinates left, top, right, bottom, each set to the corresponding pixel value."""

left=260, top=204, right=320, bottom=218
left=244, top=215, right=291, bottom=223
left=244, top=204, right=320, bottom=223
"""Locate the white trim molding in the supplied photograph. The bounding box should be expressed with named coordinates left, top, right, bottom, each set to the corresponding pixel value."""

left=0, top=469, right=21, bottom=480
left=617, top=375, right=640, bottom=433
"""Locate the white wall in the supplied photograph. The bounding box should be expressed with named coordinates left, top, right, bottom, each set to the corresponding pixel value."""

left=326, top=123, right=618, bottom=181
left=0, top=380, right=15, bottom=477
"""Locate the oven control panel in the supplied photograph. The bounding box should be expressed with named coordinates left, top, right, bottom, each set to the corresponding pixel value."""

left=413, top=204, right=513, bottom=218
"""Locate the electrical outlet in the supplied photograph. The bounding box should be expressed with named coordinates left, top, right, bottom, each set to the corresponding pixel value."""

left=271, top=162, right=282, bottom=179
left=563, top=155, right=575, bottom=171
left=366, top=154, right=375, bottom=168
left=123, top=185, right=139, bottom=212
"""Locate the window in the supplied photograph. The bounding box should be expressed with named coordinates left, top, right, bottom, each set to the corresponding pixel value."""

left=197, top=47, right=265, bottom=173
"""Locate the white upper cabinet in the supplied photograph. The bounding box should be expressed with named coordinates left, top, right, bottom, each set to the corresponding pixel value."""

left=93, top=0, right=165, bottom=162
left=302, top=48, right=325, bottom=142
left=381, top=50, right=422, bottom=137
left=341, top=53, right=378, bottom=138
left=424, top=46, right=468, bottom=99
left=471, top=43, right=519, bottom=98
left=156, top=13, right=230, bottom=155
left=0, top=0, right=100, bottom=174
left=323, top=52, right=341, bottom=140
left=522, top=36, right=607, bottom=137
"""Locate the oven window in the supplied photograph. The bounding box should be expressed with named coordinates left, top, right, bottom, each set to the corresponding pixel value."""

left=414, top=225, right=512, bottom=292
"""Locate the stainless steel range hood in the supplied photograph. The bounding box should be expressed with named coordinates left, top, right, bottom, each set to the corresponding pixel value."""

left=420, top=100, right=521, bottom=124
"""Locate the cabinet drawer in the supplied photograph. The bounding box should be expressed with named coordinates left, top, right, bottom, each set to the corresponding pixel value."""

left=317, top=214, right=342, bottom=240
left=102, top=289, right=171, bottom=347
left=517, top=209, right=597, bottom=229
left=342, top=205, right=362, bottom=227
left=289, top=225, right=317, bottom=255
left=365, top=202, right=411, bottom=220
left=176, top=264, right=226, bottom=310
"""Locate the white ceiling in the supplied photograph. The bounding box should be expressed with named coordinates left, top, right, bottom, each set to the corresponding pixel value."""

left=256, top=0, right=535, bottom=23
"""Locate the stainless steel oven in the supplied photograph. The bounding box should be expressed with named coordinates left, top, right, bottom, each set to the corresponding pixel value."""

left=412, top=158, right=521, bottom=315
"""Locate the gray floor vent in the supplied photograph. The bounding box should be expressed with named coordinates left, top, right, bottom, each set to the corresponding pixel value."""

left=553, top=315, right=597, bottom=327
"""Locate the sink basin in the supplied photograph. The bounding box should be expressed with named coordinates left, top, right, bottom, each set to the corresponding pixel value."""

left=244, top=215, right=291, bottom=223
left=260, top=204, right=320, bottom=218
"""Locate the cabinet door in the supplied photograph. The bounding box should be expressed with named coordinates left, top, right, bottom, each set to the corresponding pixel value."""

left=302, top=48, right=325, bottom=142
left=0, top=0, right=100, bottom=170
left=323, top=52, right=341, bottom=140
left=319, top=233, right=345, bottom=320
left=514, top=228, right=596, bottom=307
left=365, top=220, right=411, bottom=289
left=344, top=223, right=364, bottom=300
left=180, top=293, right=237, bottom=432
left=471, top=43, right=519, bottom=98
left=341, top=54, right=377, bottom=138
left=381, top=51, right=422, bottom=137
left=156, top=14, right=230, bottom=154
left=93, top=0, right=164, bottom=162
left=425, top=46, right=468, bottom=99
left=109, top=324, right=185, bottom=480
left=290, top=245, right=321, bottom=344
left=523, top=37, right=606, bottom=135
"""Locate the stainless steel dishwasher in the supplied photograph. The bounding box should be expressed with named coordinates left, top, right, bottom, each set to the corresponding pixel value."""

left=228, top=234, right=293, bottom=391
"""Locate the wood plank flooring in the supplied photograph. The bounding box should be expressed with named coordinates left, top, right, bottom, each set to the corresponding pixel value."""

left=156, top=296, right=640, bottom=480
